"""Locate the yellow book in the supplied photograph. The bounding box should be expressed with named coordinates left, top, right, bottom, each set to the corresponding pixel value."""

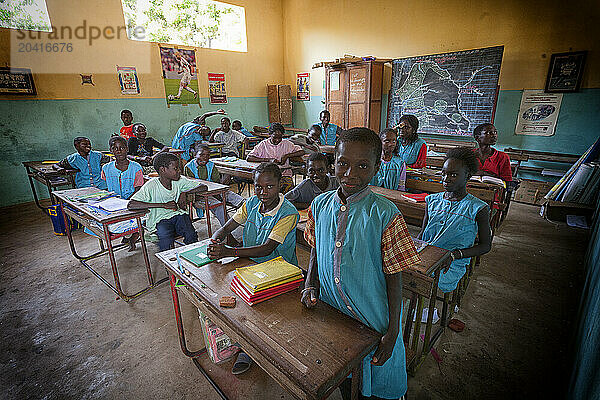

left=234, top=257, right=303, bottom=291
left=235, top=271, right=302, bottom=293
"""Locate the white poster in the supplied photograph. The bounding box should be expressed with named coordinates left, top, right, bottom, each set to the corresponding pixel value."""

left=330, top=71, right=340, bottom=91
left=515, top=90, right=563, bottom=136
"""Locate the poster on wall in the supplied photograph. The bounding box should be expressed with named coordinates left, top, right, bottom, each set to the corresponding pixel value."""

left=117, top=66, right=140, bottom=94
left=296, top=72, right=310, bottom=101
left=208, top=73, right=227, bottom=104
left=159, top=46, right=200, bottom=106
left=0, top=67, right=36, bottom=95
left=515, top=90, right=563, bottom=136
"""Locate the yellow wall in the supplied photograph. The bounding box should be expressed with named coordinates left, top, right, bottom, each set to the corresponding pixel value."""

left=282, top=0, right=600, bottom=96
left=0, top=0, right=284, bottom=99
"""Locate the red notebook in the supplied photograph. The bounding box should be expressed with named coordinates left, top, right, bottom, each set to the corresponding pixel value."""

left=231, top=276, right=302, bottom=306
left=401, top=192, right=429, bottom=202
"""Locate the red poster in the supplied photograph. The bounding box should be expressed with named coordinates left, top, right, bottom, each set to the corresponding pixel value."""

left=208, top=72, right=227, bottom=104
left=296, top=72, right=310, bottom=101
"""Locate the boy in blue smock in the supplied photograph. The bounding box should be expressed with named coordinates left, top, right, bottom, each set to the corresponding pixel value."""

left=172, top=109, right=226, bottom=160
left=419, top=147, right=492, bottom=292
left=183, top=144, right=245, bottom=225
left=56, top=137, right=109, bottom=189
left=316, top=110, right=342, bottom=146
left=302, top=128, right=421, bottom=400
left=128, top=153, right=207, bottom=251
left=370, top=128, right=406, bottom=191
left=208, top=162, right=299, bottom=375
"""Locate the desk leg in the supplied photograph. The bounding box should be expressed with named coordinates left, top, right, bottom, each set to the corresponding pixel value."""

left=168, top=273, right=207, bottom=358
left=25, top=166, right=47, bottom=213
left=137, top=216, right=155, bottom=286
left=103, top=223, right=127, bottom=299
left=350, top=365, right=361, bottom=400
left=205, top=196, right=212, bottom=237
left=221, top=190, right=228, bottom=221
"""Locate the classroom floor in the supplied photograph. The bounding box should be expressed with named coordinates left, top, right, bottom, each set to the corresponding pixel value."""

left=0, top=197, right=587, bottom=399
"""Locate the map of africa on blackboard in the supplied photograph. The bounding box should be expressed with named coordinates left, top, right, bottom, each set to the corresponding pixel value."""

left=388, top=46, right=504, bottom=137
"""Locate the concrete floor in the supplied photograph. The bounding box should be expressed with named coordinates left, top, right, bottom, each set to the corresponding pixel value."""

left=0, top=199, right=587, bottom=399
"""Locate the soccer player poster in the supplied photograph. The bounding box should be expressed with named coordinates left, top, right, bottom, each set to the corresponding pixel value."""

left=208, top=73, right=227, bottom=104
left=159, top=46, right=200, bottom=106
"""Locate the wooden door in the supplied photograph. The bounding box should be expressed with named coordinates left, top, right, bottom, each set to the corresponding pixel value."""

left=347, top=64, right=369, bottom=129
left=326, top=67, right=346, bottom=128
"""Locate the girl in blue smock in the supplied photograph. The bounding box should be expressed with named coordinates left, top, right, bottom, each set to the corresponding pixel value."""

left=317, top=110, right=341, bottom=146
left=419, top=147, right=492, bottom=292
left=302, top=128, right=421, bottom=400
left=396, top=114, right=428, bottom=168
left=56, top=137, right=108, bottom=189
left=370, top=128, right=407, bottom=191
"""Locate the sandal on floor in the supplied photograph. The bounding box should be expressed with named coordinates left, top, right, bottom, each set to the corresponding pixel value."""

left=232, top=352, right=252, bottom=375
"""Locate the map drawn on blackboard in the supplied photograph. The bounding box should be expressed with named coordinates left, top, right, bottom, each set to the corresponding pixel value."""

left=388, top=46, right=503, bottom=137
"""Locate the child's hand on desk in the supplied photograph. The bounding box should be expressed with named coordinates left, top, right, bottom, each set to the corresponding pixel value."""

left=207, top=239, right=226, bottom=259
left=164, top=201, right=179, bottom=211
left=300, top=286, right=319, bottom=308
left=371, top=330, right=397, bottom=366
left=176, top=194, right=189, bottom=210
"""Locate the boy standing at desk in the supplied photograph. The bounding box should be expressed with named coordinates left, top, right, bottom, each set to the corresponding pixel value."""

left=301, top=128, right=420, bottom=400
left=247, top=123, right=305, bottom=194
left=56, top=137, right=109, bottom=190
left=128, top=153, right=206, bottom=251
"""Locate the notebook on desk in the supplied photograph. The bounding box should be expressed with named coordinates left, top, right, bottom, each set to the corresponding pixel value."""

left=179, top=243, right=214, bottom=267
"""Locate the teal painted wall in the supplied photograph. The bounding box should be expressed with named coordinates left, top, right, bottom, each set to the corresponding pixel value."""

left=293, top=89, right=600, bottom=180
left=0, top=97, right=268, bottom=207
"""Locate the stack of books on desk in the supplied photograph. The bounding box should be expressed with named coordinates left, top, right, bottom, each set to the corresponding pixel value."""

left=231, top=257, right=303, bottom=306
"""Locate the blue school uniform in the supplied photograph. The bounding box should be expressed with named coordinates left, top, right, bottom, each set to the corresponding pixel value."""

left=66, top=151, right=107, bottom=189
left=311, top=187, right=408, bottom=399
left=421, top=192, right=488, bottom=292
left=397, top=138, right=427, bottom=165
left=101, top=160, right=143, bottom=199
left=184, top=159, right=215, bottom=219
left=243, top=195, right=299, bottom=266
left=317, top=122, right=338, bottom=146
left=172, top=122, right=201, bottom=160
left=239, top=127, right=254, bottom=137
left=370, top=155, right=406, bottom=191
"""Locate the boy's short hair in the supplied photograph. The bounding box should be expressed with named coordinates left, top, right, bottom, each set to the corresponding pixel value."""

left=335, top=127, right=382, bottom=163
left=74, top=136, right=89, bottom=146
left=269, top=122, right=285, bottom=135
left=221, top=116, right=230, bottom=123
left=309, top=124, right=322, bottom=133
left=195, top=143, right=210, bottom=154
left=109, top=136, right=127, bottom=149
left=232, top=120, right=242, bottom=127
left=320, top=110, right=330, bottom=117
left=121, top=109, right=132, bottom=115
left=254, top=162, right=282, bottom=181
left=153, top=152, right=179, bottom=172
left=399, top=114, right=419, bottom=137
left=473, top=123, right=494, bottom=139
left=445, top=147, right=479, bottom=176
left=132, top=123, right=145, bottom=133
left=307, top=152, right=330, bottom=166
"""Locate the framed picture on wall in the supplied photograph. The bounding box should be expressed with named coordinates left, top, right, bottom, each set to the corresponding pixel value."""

left=545, top=51, right=587, bottom=93
left=0, top=67, right=37, bottom=95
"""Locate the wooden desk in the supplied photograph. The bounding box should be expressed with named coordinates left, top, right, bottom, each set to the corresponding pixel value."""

left=207, top=142, right=225, bottom=159
left=156, top=242, right=381, bottom=400
left=23, top=161, right=76, bottom=212
left=320, top=145, right=335, bottom=154
left=370, top=185, right=426, bottom=227
left=53, top=187, right=167, bottom=301
left=211, top=157, right=301, bottom=181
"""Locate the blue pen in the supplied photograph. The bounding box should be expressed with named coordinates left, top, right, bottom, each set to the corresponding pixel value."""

left=175, top=252, right=185, bottom=274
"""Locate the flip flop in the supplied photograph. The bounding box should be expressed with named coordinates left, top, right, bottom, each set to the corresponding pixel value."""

left=231, top=352, right=252, bottom=375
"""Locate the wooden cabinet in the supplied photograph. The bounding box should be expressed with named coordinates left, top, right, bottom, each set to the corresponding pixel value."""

left=325, top=61, right=385, bottom=131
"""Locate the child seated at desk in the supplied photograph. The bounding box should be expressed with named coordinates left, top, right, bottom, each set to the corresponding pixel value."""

left=418, top=147, right=492, bottom=293
left=285, top=153, right=337, bottom=210
left=208, top=162, right=299, bottom=375
left=370, top=128, right=407, bottom=191
left=232, top=120, right=254, bottom=137
left=127, top=123, right=168, bottom=166
left=119, top=109, right=135, bottom=139
left=210, top=116, right=246, bottom=157
left=56, top=137, right=109, bottom=190
left=290, top=124, right=322, bottom=156
left=472, top=123, right=513, bottom=182
left=102, top=136, right=144, bottom=250
left=128, top=153, right=206, bottom=251
left=316, top=110, right=341, bottom=146
left=246, top=123, right=305, bottom=194
left=301, top=127, right=420, bottom=400
left=184, top=144, right=245, bottom=225
left=396, top=114, right=427, bottom=169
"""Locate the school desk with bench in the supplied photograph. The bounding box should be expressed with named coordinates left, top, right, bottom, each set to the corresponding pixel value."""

left=156, top=241, right=381, bottom=400
left=52, top=187, right=168, bottom=301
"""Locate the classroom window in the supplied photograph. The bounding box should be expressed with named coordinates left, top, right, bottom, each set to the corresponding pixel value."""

left=121, top=0, right=247, bottom=52
left=0, top=0, right=52, bottom=31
